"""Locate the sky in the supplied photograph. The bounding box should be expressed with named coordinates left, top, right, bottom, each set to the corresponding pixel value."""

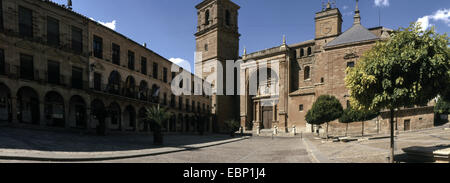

left=51, top=0, right=450, bottom=73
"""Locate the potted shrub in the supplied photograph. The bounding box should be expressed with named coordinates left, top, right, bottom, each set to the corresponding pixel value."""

left=145, top=105, right=170, bottom=145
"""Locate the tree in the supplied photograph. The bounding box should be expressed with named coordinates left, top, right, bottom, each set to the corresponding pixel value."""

left=345, top=23, right=450, bottom=163
left=225, top=119, right=240, bottom=137
left=435, top=97, right=450, bottom=115
left=305, top=95, right=344, bottom=138
left=144, top=105, right=171, bottom=145
left=339, top=108, right=379, bottom=137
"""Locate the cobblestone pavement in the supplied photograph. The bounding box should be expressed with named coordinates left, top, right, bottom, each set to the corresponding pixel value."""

left=0, top=125, right=448, bottom=163
left=0, top=127, right=311, bottom=163
left=305, top=125, right=450, bottom=163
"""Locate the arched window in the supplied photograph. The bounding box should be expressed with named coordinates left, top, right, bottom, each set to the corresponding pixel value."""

left=225, top=10, right=231, bottom=26
left=307, top=47, right=312, bottom=56
left=107, top=71, right=121, bottom=95
left=300, top=49, right=304, bottom=57
left=205, top=10, right=210, bottom=25
left=304, top=66, right=311, bottom=80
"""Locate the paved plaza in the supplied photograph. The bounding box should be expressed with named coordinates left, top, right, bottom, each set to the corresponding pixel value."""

left=0, top=124, right=448, bottom=163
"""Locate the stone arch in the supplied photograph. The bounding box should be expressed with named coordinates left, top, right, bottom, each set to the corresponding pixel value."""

left=300, top=48, right=305, bottom=57
left=307, top=47, right=312, bottom=55
left=107, top=70, right=122, bottom=95
left=69, top=95, right=87, bottom=129
left=17, top=86, right=40, bottom=124
left=0, top=83, right=12, bottom=122
left=44, top=91, right=65, bottom=127
left=109, top=102, right=121, bottom=130
left=123, top=105, right=136, bottom=131
left=205, top=9, right=210, bottom=25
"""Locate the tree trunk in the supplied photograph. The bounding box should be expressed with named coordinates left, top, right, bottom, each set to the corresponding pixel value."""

left=326, top=122, right=329, bottom=139
left=345, top=123, right=349, bottom=137
left=362, top=121, right=365, bottom=137
left=390, top=108, right=395, bottom=163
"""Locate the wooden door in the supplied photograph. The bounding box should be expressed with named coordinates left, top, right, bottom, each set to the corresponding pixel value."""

left=262, top=106, right=273, bottom=129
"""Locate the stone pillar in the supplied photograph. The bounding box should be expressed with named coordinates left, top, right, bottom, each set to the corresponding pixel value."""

left=277, top=59, right=288, bottom=130
left=39, top=102, right=45, bottom=126
left=64, top=102, right=70, bottom=128
left=86, top=107, right=91, bottom=132
left=11, top=97, right=18, bottom=124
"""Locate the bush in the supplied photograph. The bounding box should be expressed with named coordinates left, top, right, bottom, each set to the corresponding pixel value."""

left=225, top=119, right=240, bottom=136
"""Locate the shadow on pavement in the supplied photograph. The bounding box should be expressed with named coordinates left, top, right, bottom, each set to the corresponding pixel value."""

left=0, top=127, right=239, bottom=153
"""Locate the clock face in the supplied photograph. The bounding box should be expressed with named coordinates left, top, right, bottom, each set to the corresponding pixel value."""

left=322, top=23, right=332, bottom=35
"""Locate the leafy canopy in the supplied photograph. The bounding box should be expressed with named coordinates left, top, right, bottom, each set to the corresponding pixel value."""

left=306, top=95, right=344, bottom=125
left=435, top=97, right=450, bottom=114
left=339, top=108, right=379, bottom=123
left=145, top=105, right=171, bottom=128
left=345, top=23, right=450, bottom=111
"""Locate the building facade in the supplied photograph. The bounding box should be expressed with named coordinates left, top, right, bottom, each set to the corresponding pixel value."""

left=0, top=0, right=212, bottom=134
left=238, top=1, right=435, bottom=136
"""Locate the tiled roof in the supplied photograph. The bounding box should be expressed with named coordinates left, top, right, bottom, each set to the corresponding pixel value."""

left=326, top=24, right=379, bottom=47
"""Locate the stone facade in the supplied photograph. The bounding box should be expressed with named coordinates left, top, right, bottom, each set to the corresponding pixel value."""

left=0, top=0, right=212, bottom=134
left=238, top=1, right=436, bottom=135
left=195, top=0, right=240, bottom=131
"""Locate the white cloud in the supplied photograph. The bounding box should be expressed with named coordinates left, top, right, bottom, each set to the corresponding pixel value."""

left=416, top=9, right=450, bottom=31
left=90, top=18, right=117, bottom=30
left=342, top=5, right=349, bottom=10
left=374, top=0, right=389, bottom=7
left=169, top=58, right=192, bottom=72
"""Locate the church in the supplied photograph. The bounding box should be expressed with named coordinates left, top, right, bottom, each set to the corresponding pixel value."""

left=194, top=0, right=435, bottom=136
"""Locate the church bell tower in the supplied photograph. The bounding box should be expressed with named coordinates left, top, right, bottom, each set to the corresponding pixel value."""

left=194, top=0, right=240, bottom=132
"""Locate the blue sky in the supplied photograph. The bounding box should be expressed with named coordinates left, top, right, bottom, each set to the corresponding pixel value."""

left=52, top=0, right=450, bottom=72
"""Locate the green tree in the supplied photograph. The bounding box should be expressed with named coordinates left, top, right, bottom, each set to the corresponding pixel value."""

left=435, top=97, right=450, bottom=115
left=305, top=95, right=344, bottom=138
left=339, top=108, right=379, bottom=137
left=225, top=119, right=240, bottom=137
left=144, top=105, right=171, bottom=145
left=345, top=23, right=450, bottom=163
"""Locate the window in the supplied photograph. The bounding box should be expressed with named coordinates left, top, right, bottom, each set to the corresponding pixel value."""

left=205, top=10, right=210, bottom=25
left=204, top=44, right=208, bottom=51
left=93, top=35, right=103, bottom=59
left=179, top=97, right=183, bottom=110
left=347, top=62, right=355, bottom=68
left=112, top=43, right=120, bottom=65
left=71, top=67, right=83, bottom=89
left=19, top=6, right=33, bottom=38
left=93, top=73, right=102, bottom=91
left=163, top=67, right=168, bottom=83
left=71, top=26, right=83, bottom=54
left=0, top=49, right=4, bottom=75
left=304, top=66, right=310, bottom=80
left=163, top=93, right=167, bottom=105
left=197, top=102, right=201, bottom=113
left=0, top=0, right=4, bottom=30
left=47, top=61, right=60, bottom=85
left=192, top=101, right=195, bottom=112
left=186, top=99, right=190, bottom=112
left=307, top=47, right=312, bottom=55
left=141, top=57, right=147, bottom=75
left=321, top=77, right=324, bottom=83
left=47, top=17, right=60, bottom=46
left=170, top=94, right=175, bottom=107
left=128, top=51, right=135, bottom=70
left=20, top=54, right=34, bottom=80
left=153, top=63, right=158, bottom=79
left=299, top=105, right=304, bottom=112
left=171, top=72, right=176, bottom=83
left=225, top=10, right=231, bottom=26
left=300, top=49, right=304, bottom=57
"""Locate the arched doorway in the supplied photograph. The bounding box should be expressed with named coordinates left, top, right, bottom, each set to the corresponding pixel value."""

left=0, top=83, right=11, bottom=122
left=124, top=105, right=136, bottom=131
left=69, top=95, right=86, bottom=129
left=107, top=71, right=121, bottom=95
left=109, top=102, right=121, bottom=131
left=91, top=99, right=106, bottom=129
left=17, top=86, right=40, bottom=125
left=44, top=91, right=65, bottom=127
